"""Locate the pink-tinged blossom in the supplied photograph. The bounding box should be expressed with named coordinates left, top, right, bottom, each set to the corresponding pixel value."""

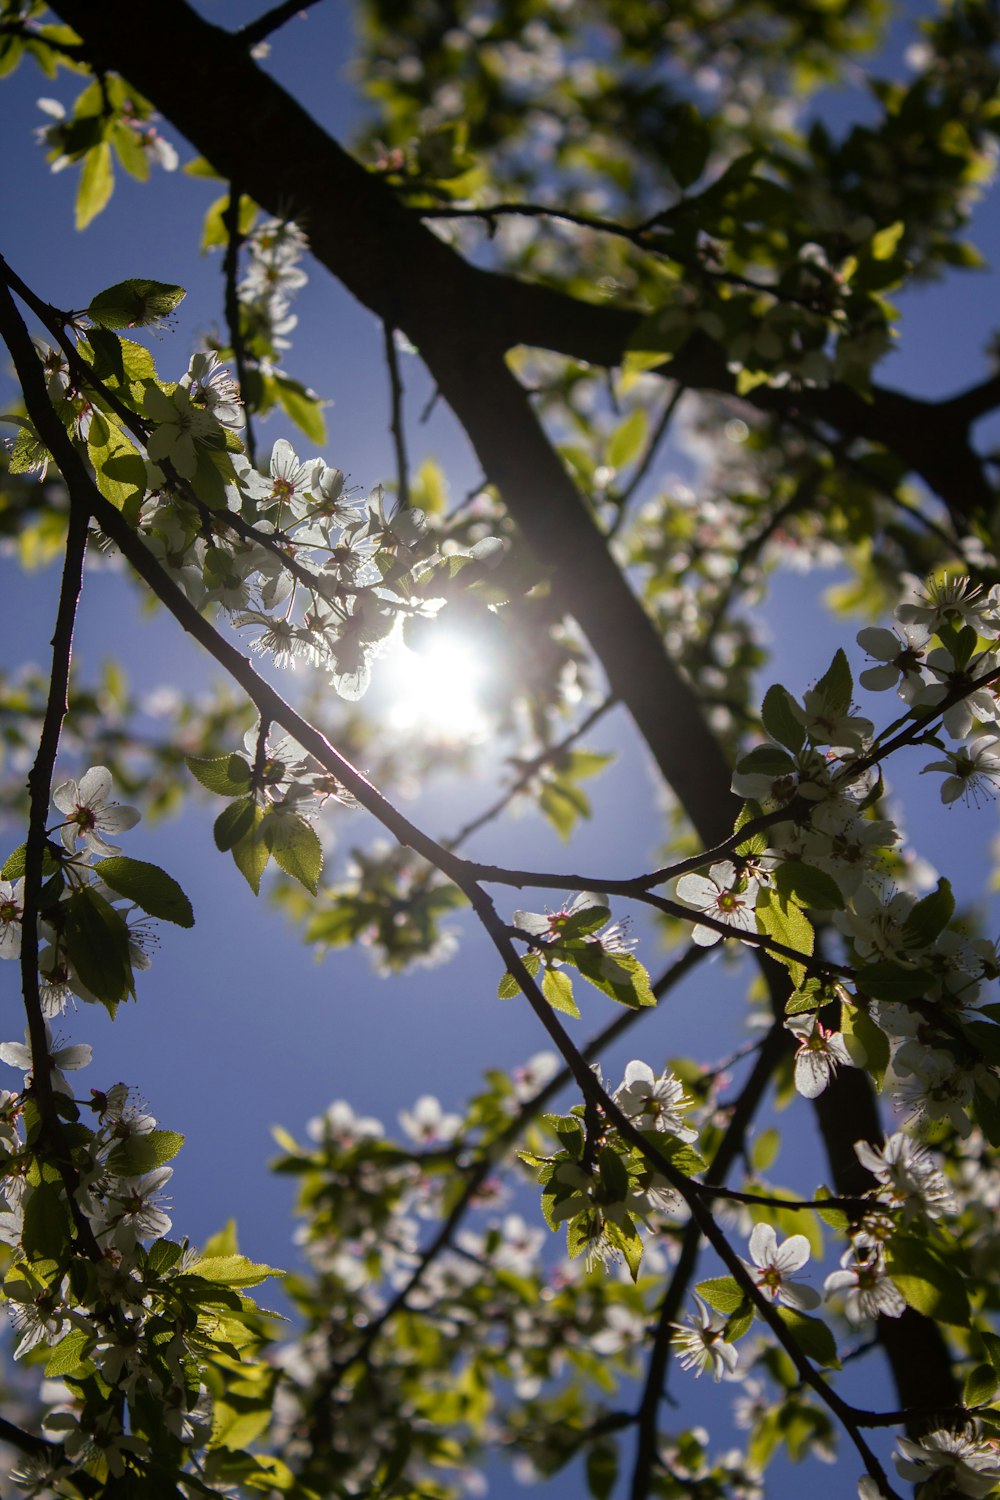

left=785, top=1014, right=853, bottom=1099
left=674, top=861, right=759, bottom=947
left=740, top=1223, right=820, bottom=1310
left=51, top=766, right=140, bottom=857
left=671, top=1297, right=740, bottom=1381
left=894, top=1428, right=1000, bottom=1497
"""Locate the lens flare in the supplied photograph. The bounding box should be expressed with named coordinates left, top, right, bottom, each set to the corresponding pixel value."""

left=385, top=636, right=487, bottom=740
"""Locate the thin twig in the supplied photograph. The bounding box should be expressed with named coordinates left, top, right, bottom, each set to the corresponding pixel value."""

left=444, top=694, right=618, bottom=851
left=383, top=319, right=411, bottom=508
left=417, top=201, right=837, bottom=317
left=222, top=185, right=256, bottom=468
left=13, top=338, right=102, bottom=1261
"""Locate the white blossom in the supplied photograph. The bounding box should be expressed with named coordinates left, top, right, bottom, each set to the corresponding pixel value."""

left=614, top=1060, right=698, bottom=1141
left=51, top=766, right=139, bottom=857
left=0, top=877, right=24, bottom=960
left=0, top=1024, right=92, bottom=1094
left=398, top=1094, right=461, bottom=1145
left=671, top=1297, right=740, bottom=1381
left=674, top=861, right=759, bottom=946
left=785, top=1013, right=853, bottom=1098
left=894, top=1427, right=1000, bottom=1497
left=739, top=1223, right=820, bottom=1309
left=922, top=736, right=1000, bottom=807
left=823, top=1237, right=905, bottom=1325
left=854, top=1133, right=956, bottom=1219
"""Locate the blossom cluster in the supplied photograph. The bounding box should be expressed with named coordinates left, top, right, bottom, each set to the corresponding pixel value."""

left=0, top=766, right=278, bottom=1490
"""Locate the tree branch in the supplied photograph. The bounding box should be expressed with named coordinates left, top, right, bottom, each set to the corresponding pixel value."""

left=237, top=0, right=324, bottom=49
left=382, top=320, right=411, bottom=509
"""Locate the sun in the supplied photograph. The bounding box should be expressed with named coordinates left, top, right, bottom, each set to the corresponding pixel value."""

left=383, top=633, right=488, bottom=741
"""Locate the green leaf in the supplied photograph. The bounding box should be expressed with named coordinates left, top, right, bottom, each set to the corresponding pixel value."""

left=973, top=1084, right=1000, bottom=1148
left=262, top=812, right=323, bottom=895
left=232, top=811, right=270, bottom=896
left=724, top=1303, right=756, bottom=1342
left=87, top=412, right=147, bottom=519
left=44, top=1327, right=94, bottom=1379
left=570, top=947, right=656, bottom=1010
left=606, top=408, right=647, bottom=471
left=785, top=978, right=827, bottom=1016
left=981, top=1330, right=1000, bottom=1374
left=695, top=1276, right=747, bottom=1315
left=498, top=952, right=540, bottom=999
left=965, top=1363, right=1000, bottom=1407
left=187, top=754, right=253, bottom=797
left=750, top=1127, right=780, bottom=1173
left=63, top=886, right=134, bottom=1006
left=774, top=860, right=845, bottom=912
left=885, top=1236, right=971, bottom=1327
left=902, top=878, right=954, bottom=949
left=754, top=886, right=814, bottom=986
left=761, top=684, right=805, bottom=753
left=88, top=278, right=186, bottom=330
left=871, top=221, right=905, bottom=260
left=813, top=649, right=853, bottom=715
left=605, top=1214, right=643, bottom=1281
left=586, top=1441, right=618, bottom=1500
left=777, top=1307, right=840, bottom=1368
left=214, top=797, right=258, bottom=852
left=22, top=1179, right=73, bottom=1260
left=107, top=1128, right=184, bottom=1177
left=840, top=1004, right=890, bottom=1088
left=668, top=101, right=711, bottom=189
left=274, top=374, right=326, bottom=444
left=146, top=1238, right=185, bottom=1276
left=542, top=966, right=580, bottom=1018
left=734, top=744, right=796, bottom=779
left=558, top=903, right=611, bottom=940
left=76, top=140, right=113, bottom=230
left=813, top=1185, right=849, bottom=1232
left=1, top=843, right=26, bottom=880
left=733, top=800, right=768, bottom=857
left=94, top=856, right=194, bottom=927
left=184, top=1253, right=282, bottom=1288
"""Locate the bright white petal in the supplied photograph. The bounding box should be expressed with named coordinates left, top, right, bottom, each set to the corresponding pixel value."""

left=772, top=1234, right=811, bottom=1274
left=77, top=766, right=113, bottom=807
left=748, top=1222, right=777, bottom=1267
